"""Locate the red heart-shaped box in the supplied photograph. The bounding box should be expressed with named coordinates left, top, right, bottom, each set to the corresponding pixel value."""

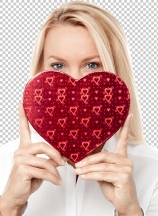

left=23, top=71, right=130, bottom=162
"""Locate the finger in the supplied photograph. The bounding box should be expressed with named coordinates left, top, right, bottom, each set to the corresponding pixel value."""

left=14, top=155, right=62, bottom=181
left=18, top=102, right=32, bottom=147
left=62, top=156, right=69, bottom=163
left=49, top=158, right=59, bottom=167
left=75, top=151, right=129, bottom=168
left=115, top=113, right=133, bottom=157
left=14, top=142, right=65, bottom=166
left=79, top=171, right=130, bottom=184
left=24, top=165, right=62, bottom=185
left=75, top=163, right=132, bottom=175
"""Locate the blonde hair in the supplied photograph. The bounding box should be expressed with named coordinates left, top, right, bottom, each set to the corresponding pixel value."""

left=28, top=0, right=147, bottom=145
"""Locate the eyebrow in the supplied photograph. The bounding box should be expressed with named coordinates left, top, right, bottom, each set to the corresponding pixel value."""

left=48, top=55, right=100, bottom=61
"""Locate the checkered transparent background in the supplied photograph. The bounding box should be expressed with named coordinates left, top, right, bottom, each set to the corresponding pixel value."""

left=0, top=0, right=157, bottom=148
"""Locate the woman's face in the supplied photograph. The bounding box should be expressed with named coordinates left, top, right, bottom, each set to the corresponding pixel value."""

left=43, top=25, right=104, bottom=79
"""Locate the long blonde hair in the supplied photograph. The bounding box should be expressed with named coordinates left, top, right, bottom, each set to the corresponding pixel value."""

left=28, top=0, right=147, bottom=145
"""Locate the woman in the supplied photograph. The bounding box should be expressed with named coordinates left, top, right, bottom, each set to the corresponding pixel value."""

left=0, top=1, right=158, bottom=215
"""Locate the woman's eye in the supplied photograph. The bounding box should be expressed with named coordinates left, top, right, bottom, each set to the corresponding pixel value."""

left=51, top=63, right=64, bottom=70
left=86, top=62, right=99, bottom=69
left=50, top=62, right=100, bottom=71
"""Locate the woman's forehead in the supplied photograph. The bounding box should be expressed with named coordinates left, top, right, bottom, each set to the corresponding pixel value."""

left=44, top=26, right=95, bottom=48
left=43, top=26, right=100, bottom=60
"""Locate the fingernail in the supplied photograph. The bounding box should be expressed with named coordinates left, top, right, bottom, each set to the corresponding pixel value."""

left=58, top=179, right=62, bottom=184
left=75, top=161, right=82, bottom=167
left=75, top=168, right=81, bottom=173
left=61, top=159, right=65, bottom=165
left=19, top=101, right=23, bottom=105
left=130, top=114, right=133, bottom=120
left=62, top=156, right=69, bottom=162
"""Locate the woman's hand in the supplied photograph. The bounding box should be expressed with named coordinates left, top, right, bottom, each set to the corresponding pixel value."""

left=75, top=113, right=143, bottom=215
left=0, top=102, right=66, bottom=214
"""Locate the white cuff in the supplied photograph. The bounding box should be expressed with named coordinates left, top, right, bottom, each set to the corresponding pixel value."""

left=113, top=207, right=146, bottom=216
left=113, top=209, right=118, bottom=216
left=141, top=207, right=146, bottom=216
left=21, top=201, right=28, bottom=216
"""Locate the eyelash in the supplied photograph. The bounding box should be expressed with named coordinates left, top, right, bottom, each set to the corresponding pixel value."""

left=50, top=62, right=100, bottom=70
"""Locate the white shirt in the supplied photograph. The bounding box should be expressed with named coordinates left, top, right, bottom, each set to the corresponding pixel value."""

left=0, top=132, right=158, bottom=216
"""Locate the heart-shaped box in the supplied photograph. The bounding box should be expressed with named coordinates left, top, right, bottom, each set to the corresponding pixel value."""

left=23, top=70, right=130, bottom=162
